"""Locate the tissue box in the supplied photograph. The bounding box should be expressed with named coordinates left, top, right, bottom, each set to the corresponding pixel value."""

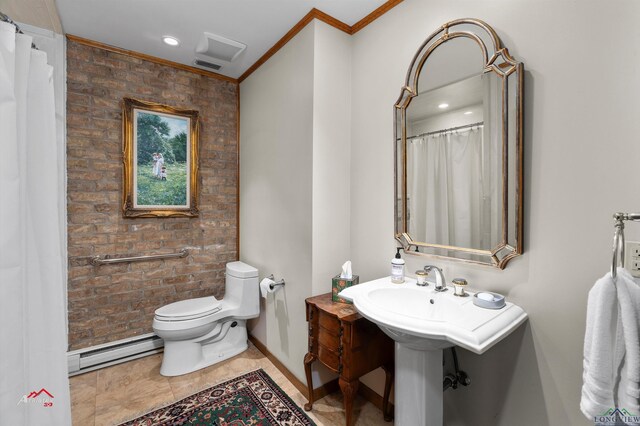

left=332, top=275, right=359, bottom=304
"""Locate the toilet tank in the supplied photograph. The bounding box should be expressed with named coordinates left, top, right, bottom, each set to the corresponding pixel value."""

left=225, top=261, right=259, bottom=319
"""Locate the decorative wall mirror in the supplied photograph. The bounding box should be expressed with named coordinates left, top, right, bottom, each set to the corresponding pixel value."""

left=394, top=19, right=523, bottom=268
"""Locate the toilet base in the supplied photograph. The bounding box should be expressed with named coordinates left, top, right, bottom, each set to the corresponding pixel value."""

left=159, top=319, right=249, bottom=376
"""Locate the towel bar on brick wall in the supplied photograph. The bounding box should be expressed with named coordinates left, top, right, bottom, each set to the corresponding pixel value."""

left=91, top=249, right=189, bottom=266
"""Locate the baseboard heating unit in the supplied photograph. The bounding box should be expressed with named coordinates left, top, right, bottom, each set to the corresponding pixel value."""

left=67, top=333, right=164, bottom=376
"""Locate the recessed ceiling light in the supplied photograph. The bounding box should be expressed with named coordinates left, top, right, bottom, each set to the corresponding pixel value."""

left=464, top=111, right=473, bottom=115
left=438, top=103, right=449, bottom=109
left=162, top=36, right=180, bottom=47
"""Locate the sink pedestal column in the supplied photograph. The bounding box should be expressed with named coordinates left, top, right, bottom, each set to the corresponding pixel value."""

left=395, top=343, right=443, bottom=426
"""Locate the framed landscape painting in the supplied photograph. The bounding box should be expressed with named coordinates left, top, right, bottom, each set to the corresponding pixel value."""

left=122, top=98, right=200, bottom=217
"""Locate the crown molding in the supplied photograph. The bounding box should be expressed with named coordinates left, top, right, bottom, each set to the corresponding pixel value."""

left=239, top=0, right=403, bottom=83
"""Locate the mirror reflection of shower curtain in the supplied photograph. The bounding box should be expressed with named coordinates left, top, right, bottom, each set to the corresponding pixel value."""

left=407, top=127, right=486, bottom=249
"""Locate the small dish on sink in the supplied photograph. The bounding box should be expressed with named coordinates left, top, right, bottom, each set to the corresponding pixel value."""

left=472, top=292, right=506, bottom=309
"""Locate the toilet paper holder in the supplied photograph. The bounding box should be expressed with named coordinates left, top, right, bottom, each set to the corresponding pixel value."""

left=266, top=274, right=285, bottom=289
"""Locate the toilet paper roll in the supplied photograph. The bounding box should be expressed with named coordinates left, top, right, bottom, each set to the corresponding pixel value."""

left=260, top=277, right=278, bottom=298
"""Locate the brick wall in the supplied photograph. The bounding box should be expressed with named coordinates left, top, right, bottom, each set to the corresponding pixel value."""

left=66, top=39, right=238, bottom=350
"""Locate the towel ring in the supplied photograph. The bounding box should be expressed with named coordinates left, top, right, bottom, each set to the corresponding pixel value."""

left=611, top=212, right=640, bottom=279
left=612, top=219, right=625, bottom=279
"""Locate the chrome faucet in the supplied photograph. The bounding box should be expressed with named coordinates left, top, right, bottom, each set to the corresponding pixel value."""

left=423, top=265, right=447, bottom=292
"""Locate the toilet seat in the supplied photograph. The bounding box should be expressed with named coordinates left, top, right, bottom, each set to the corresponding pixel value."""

left=154, top=296, right=222, bottom=321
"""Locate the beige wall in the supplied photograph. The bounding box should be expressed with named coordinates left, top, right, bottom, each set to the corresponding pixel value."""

left=240, top=22, right=315, bottom=381
left=311, top=22, right=352, bottom=297
left=241, top=20, right=352, bottom=384
left=350, top=0, right=640, bottom=425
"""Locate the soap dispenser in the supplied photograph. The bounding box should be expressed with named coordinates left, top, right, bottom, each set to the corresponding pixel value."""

left=391, top=248, right=405, bottom=283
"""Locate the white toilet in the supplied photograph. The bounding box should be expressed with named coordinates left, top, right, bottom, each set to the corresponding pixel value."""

left=152, top=261, right=259, bottom=376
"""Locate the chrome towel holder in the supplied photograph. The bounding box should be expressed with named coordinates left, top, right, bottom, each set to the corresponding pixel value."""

left=91, top=249, right=189, bottom=266
left=611, top=212, right=640, bottom=279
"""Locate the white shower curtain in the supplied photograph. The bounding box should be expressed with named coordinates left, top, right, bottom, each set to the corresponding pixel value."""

left=407, top=127, right=487, bottom=249
left=0, top=22, right=71, bottom=426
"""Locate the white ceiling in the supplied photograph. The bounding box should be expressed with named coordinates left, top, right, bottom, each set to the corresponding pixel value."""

left=407, top=75, right=483, bottom=122
left=55, top=0, right=387, bottom=79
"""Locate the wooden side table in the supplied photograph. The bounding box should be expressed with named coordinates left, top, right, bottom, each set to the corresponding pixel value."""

left=303, top=293, right=394, bottom=426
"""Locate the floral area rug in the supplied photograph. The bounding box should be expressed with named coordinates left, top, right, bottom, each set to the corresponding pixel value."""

left=119, top=369, right=316, bottom=426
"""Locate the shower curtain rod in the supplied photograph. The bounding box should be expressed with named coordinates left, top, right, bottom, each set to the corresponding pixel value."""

left=407, top=121, right=484, bottom=141
left=0, top=11, right=38, bottom=50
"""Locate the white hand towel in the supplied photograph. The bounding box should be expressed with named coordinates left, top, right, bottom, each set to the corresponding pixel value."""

left=580, top=270, right=624, bottom=419
left=616, top=268, right=640, bottom=414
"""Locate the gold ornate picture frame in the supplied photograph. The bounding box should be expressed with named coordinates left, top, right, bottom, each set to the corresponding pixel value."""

left=122, top=98, right=200, bottom=218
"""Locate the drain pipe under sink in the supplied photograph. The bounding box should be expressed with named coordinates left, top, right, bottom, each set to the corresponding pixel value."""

left=443, top=347, right=471, bottom=391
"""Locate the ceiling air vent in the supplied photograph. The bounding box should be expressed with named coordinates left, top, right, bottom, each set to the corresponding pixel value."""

left=196, top=32, right=246, bottom=63
left=193, top=59, right=223, bottom=71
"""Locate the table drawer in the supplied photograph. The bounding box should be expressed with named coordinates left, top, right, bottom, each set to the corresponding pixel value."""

left=317, top=344, right=340, bottom=372
left=318, top=328, right=339, bottom=349
left=318, top=311, right=341, bottom=334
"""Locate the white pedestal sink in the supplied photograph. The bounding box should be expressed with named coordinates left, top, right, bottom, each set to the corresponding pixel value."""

left=339, top=277, right=527, bottom=426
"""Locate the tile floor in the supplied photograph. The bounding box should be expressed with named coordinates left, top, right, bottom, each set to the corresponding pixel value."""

left=70, top=342, right=392, bottom=426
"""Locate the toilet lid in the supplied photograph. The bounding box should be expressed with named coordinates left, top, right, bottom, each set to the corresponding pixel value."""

left=155, top=296, right=222, bottom=321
